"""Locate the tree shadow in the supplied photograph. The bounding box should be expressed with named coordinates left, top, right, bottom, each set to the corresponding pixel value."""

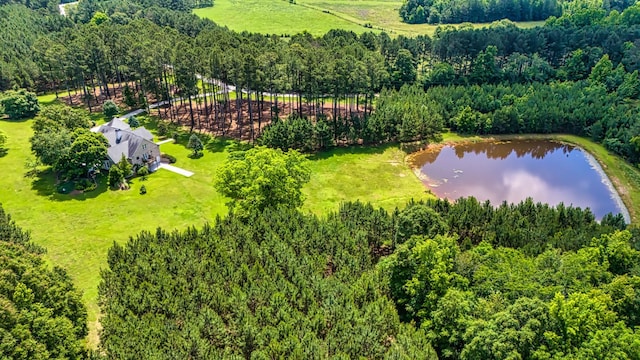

left=0, top=149, right=7, bottom=158
left=0, top=117, right=30, bottom=123
left=188, top=152, right=204, bottom=159
left=30, top=170, right=108, bottom=201
left=307, top=143, right=394, bottom=161
left=139, top=116, right=159, bottom=132
left=205, top=137, right=232, bottom=153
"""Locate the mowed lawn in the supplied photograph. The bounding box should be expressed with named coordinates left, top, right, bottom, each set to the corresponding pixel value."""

left=0, top=114, right=429, bottom=346
left=195, top=0, right=544, bottom=37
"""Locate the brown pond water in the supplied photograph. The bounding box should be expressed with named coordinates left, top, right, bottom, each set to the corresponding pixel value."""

left=411, top=140, right=630, bottom=222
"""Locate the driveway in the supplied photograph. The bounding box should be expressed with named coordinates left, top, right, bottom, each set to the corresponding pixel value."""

left=158, top=163, right=194, bottom=177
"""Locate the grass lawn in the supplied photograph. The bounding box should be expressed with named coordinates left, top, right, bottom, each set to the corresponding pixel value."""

left=303, top=144, right=432, bottom=214
left=0, top=115, right=429, bottom=347
left=195, top=0, right=544, bottom=37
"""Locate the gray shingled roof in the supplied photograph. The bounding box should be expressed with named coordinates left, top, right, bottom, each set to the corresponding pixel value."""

left=93, top=124, right=156, bottom=164
left=132, top=127, right=154, bottom=141
left=105, top=118, right=131, bottom=131
left=107, top=140, right=130, bottom=163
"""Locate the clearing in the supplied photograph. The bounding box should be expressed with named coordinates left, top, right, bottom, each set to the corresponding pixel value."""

left=0, top=109, right=430, bottom=346
left=194, top=0, right=544, bottom=37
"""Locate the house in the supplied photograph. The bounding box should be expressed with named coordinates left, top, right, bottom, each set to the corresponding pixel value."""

left=91, top=118, right=160, bottom=170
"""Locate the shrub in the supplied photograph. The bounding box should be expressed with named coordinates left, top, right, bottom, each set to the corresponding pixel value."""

left=56, top=180, right=75, bottom=194
left=157, top=121, right=169, bottom=136
left=188, top=134, right=204, bottom=156
left=0, top=130, right=7, bottom=156
left=108, top=166, right=124, bottom=188
left=123, top=84, right=137, bottom=108
left=162, top=153, right=177, bottom=164
left=137, top=166, right=149, bottom=180
left=139, top=185, right=147, bottom=195
left=103, top=100, right=119, bottom=118
left=128, top=116, right=140, bottom=128
left=0, top=89, right=40, bottom=119
left=74, top=178, right=97, bottom=192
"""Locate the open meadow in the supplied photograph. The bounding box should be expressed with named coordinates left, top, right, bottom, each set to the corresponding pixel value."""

left=194, top=0, right=544, bottom=36
left=0, top=106, right=431, bottom=345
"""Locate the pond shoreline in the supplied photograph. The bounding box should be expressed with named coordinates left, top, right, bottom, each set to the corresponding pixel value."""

left=406, top=133, right=638, bottom=224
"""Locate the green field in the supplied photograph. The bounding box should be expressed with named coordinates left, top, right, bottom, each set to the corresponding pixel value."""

left=194, top=0, right=544, bottom=36
left=0, top=111, right=430, bottom=346
left=194, top=0, right=369, bottom=36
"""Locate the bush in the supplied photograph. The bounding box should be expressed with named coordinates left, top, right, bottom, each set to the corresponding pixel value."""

left=188, top=134, right=204, bottom=156
left=74, top=178, right=97, bottom=192
left=139, top=185, right=147, bottom=195
left=108, top=166, right=124, bottom=188
left=103, top=100, right=119, bottom=118
left=137, top=166, right=149, bottom=180
left=128, top=116, right=140, bottom=128
left=123, top=84, right=137, bottom=108
left=0, top=89, right=40, bottom=119
left=157, top=121, right=169, bottom=136
left=161, top=153, right=177, bottom=164
left=0, top=130, right=7, bottom=156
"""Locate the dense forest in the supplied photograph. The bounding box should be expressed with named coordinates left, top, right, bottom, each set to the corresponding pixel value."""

left=98, top=197, right=637, bottom=358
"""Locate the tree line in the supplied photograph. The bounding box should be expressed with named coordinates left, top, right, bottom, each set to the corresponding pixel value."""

left=399, top=0, right=637, bottom=24
left=400, top=0, right=561, bottom=24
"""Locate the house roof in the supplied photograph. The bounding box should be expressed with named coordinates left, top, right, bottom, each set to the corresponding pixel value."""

left=107, top=140, right=130, bottom=163
left=105, top=118, right=131, bottom=131
left=132, top=127, right=154, bottom=141
left=92, top=123, right=157, bottom=164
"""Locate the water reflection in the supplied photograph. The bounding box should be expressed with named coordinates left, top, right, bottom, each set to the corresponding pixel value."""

left=413, top=140, right=627, bottom=220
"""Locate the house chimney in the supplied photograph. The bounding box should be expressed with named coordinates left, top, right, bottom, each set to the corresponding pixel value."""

left=115, top=129, right=122, bottom=144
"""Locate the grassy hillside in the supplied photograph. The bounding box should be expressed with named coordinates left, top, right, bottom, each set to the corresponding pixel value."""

left=194, top=0, right=544, bottom=36
left=0, top=110, right=429, bottom=346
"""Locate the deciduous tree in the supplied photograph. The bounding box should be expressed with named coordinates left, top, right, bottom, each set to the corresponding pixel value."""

left=214, top=146, right=310, bottom=214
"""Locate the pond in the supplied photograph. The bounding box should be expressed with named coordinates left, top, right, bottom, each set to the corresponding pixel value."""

left=411, top=140, right=630, bottom=222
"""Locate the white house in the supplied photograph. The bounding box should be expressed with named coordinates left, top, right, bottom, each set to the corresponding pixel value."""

left=91, top=118, right=160, bottom=170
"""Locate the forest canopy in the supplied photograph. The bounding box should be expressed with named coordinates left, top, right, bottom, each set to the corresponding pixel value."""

left=98, top=199, right=638, bottom=358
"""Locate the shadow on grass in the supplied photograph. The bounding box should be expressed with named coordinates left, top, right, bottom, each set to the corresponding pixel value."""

left=139, top=116, right=160, bottom=132
left=30, top=170, right=108, bottom=201
left=307, top=143, right=394, bottom=161
left=0, top=149, right=7, bottom=158
left=206, top=137, right=232, bottom=153
left=0, top=117, right=30, bottom=123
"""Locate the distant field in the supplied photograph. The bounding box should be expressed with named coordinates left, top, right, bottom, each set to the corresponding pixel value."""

left=194, top=0, right=544, bottom=36
left=194, top=0, right=369, bottom=36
